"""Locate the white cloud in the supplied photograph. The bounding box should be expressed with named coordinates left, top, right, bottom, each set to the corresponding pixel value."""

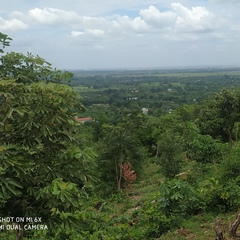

left=71, top=31, right=84, bottom=37
left=28, top=7, right=104, bottom=28
left=210, top=0, right=240, bottom=4
left=29, top=7, right=79, bottom=25
left=0, top=17, right=27, bottom=31
left=4, top=4, right=219, bottom=39
left=172, top=3, right=215, bottom=32
left=1, top=1, right=239, bottom=69
left=112, top=15, right=150, bottom=34
left=140, top=5, right=176, bottom=29
left=86, top=29, right=104, bottom=37
left=71, top=29, right=104, bottom=40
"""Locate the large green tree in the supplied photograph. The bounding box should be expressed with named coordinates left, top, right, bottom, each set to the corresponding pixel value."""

left=97, top=116, right=147, bottom=193
left=198, top=89, right=240, bottom=142
left=0, top=80, right=96, bottom=240
left=0, top=33, right=96, bottom=240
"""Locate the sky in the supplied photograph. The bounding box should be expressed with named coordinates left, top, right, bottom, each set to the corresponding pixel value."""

left=0, top=0, right=240, bottom=70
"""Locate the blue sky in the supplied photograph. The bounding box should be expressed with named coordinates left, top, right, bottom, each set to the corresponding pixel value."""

left=0, top=0, right=240, bottom=70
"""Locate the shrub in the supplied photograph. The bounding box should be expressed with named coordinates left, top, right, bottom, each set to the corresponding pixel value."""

left=197, top=177, right=240, bottom=212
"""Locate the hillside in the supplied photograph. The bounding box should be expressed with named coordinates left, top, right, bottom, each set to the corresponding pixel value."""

left=2, top=52, right=240, bottom=239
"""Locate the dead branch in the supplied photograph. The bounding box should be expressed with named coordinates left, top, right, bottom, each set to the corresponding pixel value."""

left=229, top=213, right=240, bottom=237
left=214, top=217, right=225, bottom=240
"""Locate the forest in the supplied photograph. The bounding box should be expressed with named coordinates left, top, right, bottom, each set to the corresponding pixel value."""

left=1, top=32, right=240, bottom=240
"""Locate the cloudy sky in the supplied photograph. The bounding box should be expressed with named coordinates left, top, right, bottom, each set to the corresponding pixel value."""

left=0, top=0, right=239, bottom=70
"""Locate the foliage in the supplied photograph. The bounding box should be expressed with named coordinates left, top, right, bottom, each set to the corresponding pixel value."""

left=158, top=179, right=199, bottom=217
left=122, top=179, right=199, bottom=239
left=97, top=119, right=147, bottom=193
left=0, top=79, right=95, bottom=238
left=0, top=52, right=73, bottom=84
left=197, top=177, right=240, bottom=212
left=187, top=134, right=222, bottom=164
left=154, top=130, right=184, bottom=179
left=219, top=144, right=240, bottom=182
left=122, top=162, right=137, bottom=182
left=137, top=200, right=175, bottom=239
left=0, top=32, right=12, bottom=53
left=4, top=31, right=240, bottom=239
left=198, top=89, right=240, bottom=142
left=72, top=68, right=240, bottom=119
left=185, top=134, right=224, bottom=177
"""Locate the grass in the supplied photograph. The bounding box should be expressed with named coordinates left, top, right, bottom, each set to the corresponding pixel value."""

left=159, top=212, right=240, bottom=240
left=104, top=161, right=240, bottom=240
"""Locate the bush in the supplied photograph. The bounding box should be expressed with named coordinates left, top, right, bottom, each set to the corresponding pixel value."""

left=158, top=179, right=199, bottom=217
left=136, top=198, right=175, bottom=239
left=197, top=177, right=240, bottom=212
left=219, top=145, right=240, bottom=182
left=132, top=179, right=199, bottom=239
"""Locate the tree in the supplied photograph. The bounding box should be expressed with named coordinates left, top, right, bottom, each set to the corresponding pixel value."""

left=150, top=113, right=184, bottom=178
left=0, top=52, right=73, bottom=84
left=0, top=33, right=96, bottom=240
left=0, top=32, right=12, bottom=53
left=198, top=89, right=240, bottom=142
left=155, top=130, right=183, bottom=179
left=0, top=33, right=72, bottom=85
left=0, top=80, right=97, bottom=239
left=97, top=120, right=146, bottom=193
left=186, top=134, right=223, bottom=176
left=219, top=144, right=240, bottom=182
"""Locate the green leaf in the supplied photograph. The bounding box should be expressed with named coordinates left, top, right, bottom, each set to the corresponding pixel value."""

left=6, top=179, right=23, bottom=189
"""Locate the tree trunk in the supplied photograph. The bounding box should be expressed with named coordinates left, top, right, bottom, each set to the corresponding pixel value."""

left=235, top=122, right=239, bottom=141
left=228, top=127, right=233, bottom=143
left=116, top=158, right=123, bottom=191
left=115, top=158, right=119, bottom=191
left=229, top=213, right=240, bottom=237
left=155, top=143, right=159, bottom=157
left=117, top=162, right=123, bottom=191
left=214, top=217, right=225, bottom=240
left=15, top=223, right=24, bottom=240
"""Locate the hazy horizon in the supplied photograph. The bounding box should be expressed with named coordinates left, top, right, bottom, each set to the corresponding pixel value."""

left=1, top=0, right=240, bottom=70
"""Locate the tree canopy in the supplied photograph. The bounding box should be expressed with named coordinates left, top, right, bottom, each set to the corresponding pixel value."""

left=0, top=32, right=96, bottom=240
left=0, top=32, right=12, bottom=53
